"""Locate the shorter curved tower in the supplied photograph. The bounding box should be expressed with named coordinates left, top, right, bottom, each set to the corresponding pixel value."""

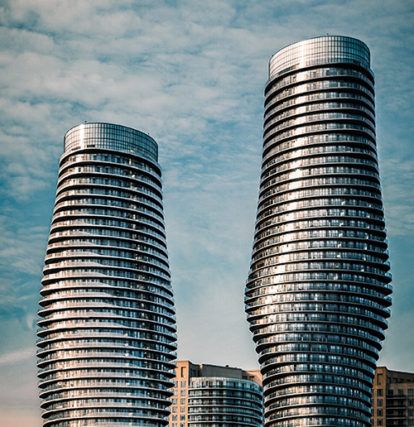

left=188, top=377, right=263, bottom=426
left=37, top=122, right=176, bottom=426
left=245, top=36, right=392, bottom=426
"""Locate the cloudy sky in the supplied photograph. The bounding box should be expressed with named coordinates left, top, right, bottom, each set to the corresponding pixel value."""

left=0, top=0, right=413, bottom=425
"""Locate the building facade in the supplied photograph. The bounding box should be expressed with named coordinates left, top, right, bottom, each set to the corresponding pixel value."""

left=245, top=36, right=392, bottom=426
left=372, top=367, right=414, bottom=427
left=169, top=360, right=263, bottom=427
left=37, top=122, right=176, bottom=426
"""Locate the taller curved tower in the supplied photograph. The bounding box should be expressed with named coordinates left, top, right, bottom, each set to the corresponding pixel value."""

left=37, top=122, right=176, bottom=426
left=245, top=36, right=392, bottom=426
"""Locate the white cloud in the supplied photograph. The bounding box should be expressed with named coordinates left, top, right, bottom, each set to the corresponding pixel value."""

left=0, top=0, right=412, bottom=326
left=381, top=158, right=414, bottom=236
left=0, top=347, right=35, bottom=366
left=0, top=3, right=413, bottom=423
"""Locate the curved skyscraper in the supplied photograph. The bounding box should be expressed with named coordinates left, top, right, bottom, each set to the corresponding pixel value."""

left=37, top=123, right=176, bottom=426
left=245, top=36, right=392, bottom=426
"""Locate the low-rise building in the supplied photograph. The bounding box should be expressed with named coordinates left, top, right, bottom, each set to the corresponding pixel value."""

left=372, top=366, right=414, bottom=426
left=169, top=360, right=263, bottom=427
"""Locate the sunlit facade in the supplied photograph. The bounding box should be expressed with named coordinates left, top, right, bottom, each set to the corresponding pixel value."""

left=245, top=36, right=392, bottom=426
left=37, top=122, right=176, bottom=426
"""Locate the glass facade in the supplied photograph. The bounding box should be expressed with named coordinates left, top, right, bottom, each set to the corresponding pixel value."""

left=245, top=36, right=392, bottom=426
left=37, top=123, right=176, bottom=426
left=187, top=377, right=263, bottom=426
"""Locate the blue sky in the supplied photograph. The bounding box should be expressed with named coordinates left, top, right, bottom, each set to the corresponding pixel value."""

left=0, top=0, right=413, bottom=425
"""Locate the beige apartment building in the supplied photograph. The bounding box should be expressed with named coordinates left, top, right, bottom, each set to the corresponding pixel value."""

left=372, top=367, right=414, bottom=426
left=169, top=360, right=263, bottom=427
